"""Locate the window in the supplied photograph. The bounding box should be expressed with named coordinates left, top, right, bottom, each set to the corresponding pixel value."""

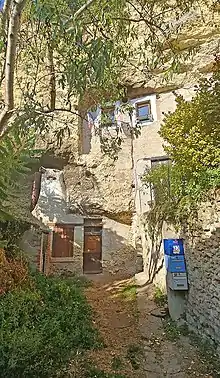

left=151, top=157, right=170, bottom=168
left=52, top=225, right=74, bottom=258
left=136, top=101, right=153, bottom=122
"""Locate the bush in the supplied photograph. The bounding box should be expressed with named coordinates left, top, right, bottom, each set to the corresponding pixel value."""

left=0, top=249, right=30, bottom=294
left=0, top=273, right=100, bottom=377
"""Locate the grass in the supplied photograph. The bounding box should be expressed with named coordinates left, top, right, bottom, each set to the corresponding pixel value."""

left=153, top=286, right=167, bottom=307
left=111, top=356, right=124, bottom=371
left=162, top=318, right=181, bottom=341
left=120, top=283, right=137, bottom=301
left=126, top=344, right=143, bottom=370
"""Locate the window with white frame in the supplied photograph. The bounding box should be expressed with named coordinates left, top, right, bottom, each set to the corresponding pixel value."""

left=136, top=101, right=153, bottom=122
left=132, top=94, right=157, bottom=126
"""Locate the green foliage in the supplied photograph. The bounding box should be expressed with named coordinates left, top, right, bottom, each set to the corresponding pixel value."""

left=126, top=344, right=142, bottom=370
left=160, top=73, right=220, bottom=176
left=143, top=62, right=220, bottom=229
left=14, top=0, right=207, bottom=155
left=0, top=127, right=39, bottom=222
left=143, top=162, right=220, bottom=228
left=0, top=251, right=30, bottom=295
left=0, top=220, right=29, bottom=257
left=162, top=318, right=181, bottom=341
left=23, top=0, right=131, bottom=104
left=98, top=102, right=141, bottom=159
left=0, top=273, right=100, bottom=377
left=153, top=287, right=167, bottom=307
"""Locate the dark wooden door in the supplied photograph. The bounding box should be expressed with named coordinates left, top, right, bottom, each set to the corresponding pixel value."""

left=83, top=228, right=102, bottom=273
left=52, top=225, right=74, bottom=258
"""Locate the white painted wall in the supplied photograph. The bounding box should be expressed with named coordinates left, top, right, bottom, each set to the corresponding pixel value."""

left=32, top=168, right=83, bottom=226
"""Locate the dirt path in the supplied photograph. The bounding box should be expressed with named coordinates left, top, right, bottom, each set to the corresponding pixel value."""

left=85, top=275, right=145, bottom=377
left=84, top=275, right=218, bottom=378
left=137, top=283, right=217, bottom=378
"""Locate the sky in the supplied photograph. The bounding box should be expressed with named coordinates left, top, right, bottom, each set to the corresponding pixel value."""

left=0, top=0, right=4, bottom=12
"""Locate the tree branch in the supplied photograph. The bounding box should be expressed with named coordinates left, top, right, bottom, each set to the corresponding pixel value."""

left=36, top=107, right=83, bottom=119
left=47, top=41, right=56, bottom=111
left=66, top=0, right=98, bottom=32
left=0, top=0, right=27, bottom=138
left=73, top=0, right=97, bottom=20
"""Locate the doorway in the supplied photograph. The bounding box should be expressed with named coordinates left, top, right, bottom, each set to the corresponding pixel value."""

left=83, top=220, right=102, bottom=273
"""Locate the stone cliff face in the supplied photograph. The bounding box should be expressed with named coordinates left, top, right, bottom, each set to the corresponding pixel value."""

left=123, top=6, right=220, bottom=94
left=20, top=4, right=220, bottom=229
left=40, top=6, right=220, bottom=226
left=63, top=147, right=134, bottom=225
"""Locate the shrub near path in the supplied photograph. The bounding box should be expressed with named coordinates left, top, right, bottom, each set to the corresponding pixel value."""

left=0, top=274, right=100, bottom=378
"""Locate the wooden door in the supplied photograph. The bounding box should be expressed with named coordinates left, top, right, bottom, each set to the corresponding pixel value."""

left=52, top=225, right=74, bottom=258
left=83, top=227, right=102, bottom=273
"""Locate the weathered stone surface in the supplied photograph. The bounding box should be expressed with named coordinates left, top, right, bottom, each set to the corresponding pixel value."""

left=183, top=191, right=220, bottom=349
left=63, top=149, right=133, bottom=223
left=123, top=6, right=220, bottom=92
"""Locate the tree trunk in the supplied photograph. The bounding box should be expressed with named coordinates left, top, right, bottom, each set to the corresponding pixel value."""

left=0, top=0, right=26, bottom=138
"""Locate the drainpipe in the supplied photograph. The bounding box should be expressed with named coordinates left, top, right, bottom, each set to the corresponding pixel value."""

left=133, top=157, right=151, bottom=271
left=133, top=157, right=156, bottom=275
left=134, top=157, right=152, bottom=215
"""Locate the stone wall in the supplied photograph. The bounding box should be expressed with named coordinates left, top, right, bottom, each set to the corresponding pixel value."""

left=184, top=190, right=220, bottom=348
left=21, top=215, right=136, bottom=277
left=138, top=189, right=220, bottom=350
left=20, top=228, right=42, bottom=270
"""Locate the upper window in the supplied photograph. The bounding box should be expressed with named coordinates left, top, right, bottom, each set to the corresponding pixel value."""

left=136, top=101, right=153, bottom=123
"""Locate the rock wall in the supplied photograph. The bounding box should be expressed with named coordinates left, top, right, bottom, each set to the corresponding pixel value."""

left=184, top=190, right=220, bottom=349
left=123, top=5, right=220, bottom=92
left=20, top=228, right=42, bottom=270
left=63, top=152, right=133, bottom=222
left=102, top=217, right=136, bottom=277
